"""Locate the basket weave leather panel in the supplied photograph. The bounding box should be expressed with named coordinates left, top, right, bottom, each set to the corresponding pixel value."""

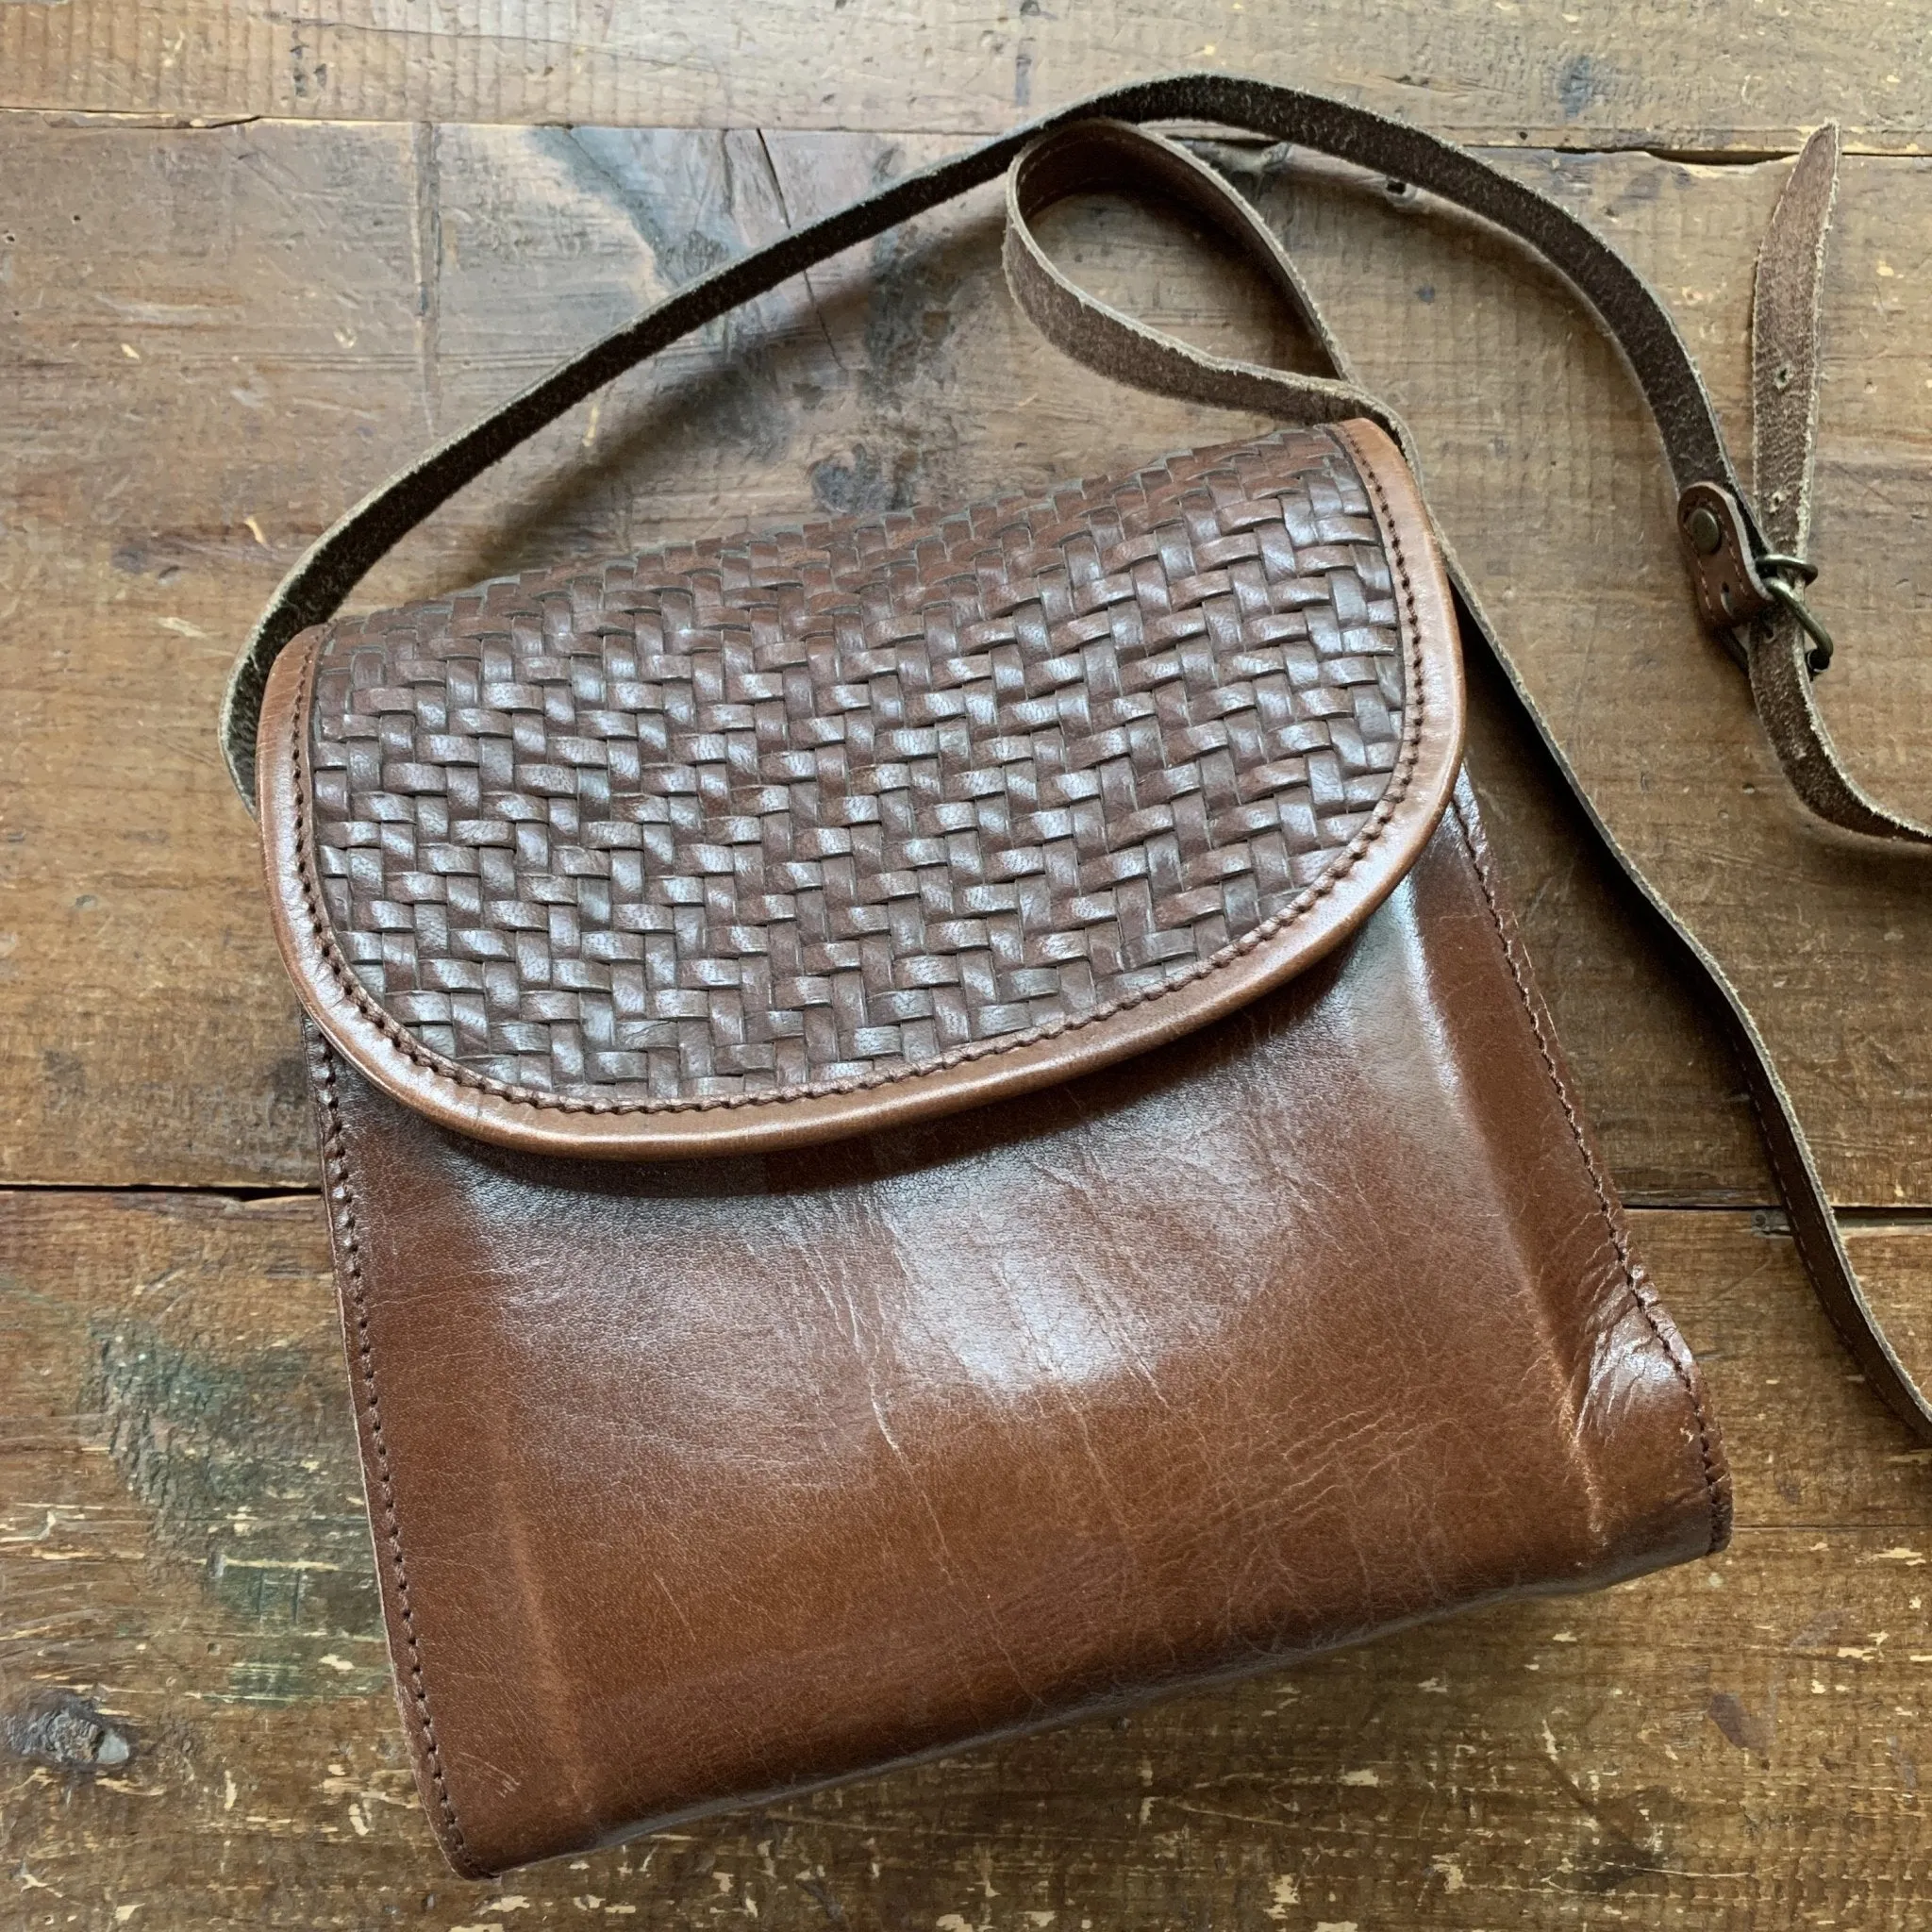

left=296, top=425, right=1421, bottom=1111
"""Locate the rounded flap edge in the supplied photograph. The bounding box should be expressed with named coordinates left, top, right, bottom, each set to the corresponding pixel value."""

left=257, top=419, right=1464, bottom=1158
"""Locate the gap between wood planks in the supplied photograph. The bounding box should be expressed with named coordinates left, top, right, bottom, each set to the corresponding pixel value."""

left=0, top=108, right=1908, bottom=164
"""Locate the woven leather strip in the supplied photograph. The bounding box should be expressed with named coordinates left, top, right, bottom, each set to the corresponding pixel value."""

left=307, top=431, right=1410, bottom=1104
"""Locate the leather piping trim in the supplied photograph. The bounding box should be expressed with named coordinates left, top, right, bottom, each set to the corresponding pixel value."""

left=259, top=420, right=1464, bottom=1159
left=309, top=1028, right=480, bottom=1877
left=1449, top=789, right=1732, bottom=1557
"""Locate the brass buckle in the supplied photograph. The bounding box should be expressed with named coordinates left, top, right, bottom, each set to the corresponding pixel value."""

left=1757, top=553, right=1835, bottom=675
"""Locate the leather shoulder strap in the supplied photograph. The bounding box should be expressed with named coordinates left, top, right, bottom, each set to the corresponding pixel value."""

left=225, top=73, right=1854, bottom=815
left=222, top=75, right=1932, bottom=1441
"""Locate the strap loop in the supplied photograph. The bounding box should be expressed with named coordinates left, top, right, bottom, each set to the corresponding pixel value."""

left=1001, top=121, right=1388, bottom=435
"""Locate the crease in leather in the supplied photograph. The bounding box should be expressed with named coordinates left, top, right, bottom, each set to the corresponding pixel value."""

left=1447, top=785, right=1728, bottom=1561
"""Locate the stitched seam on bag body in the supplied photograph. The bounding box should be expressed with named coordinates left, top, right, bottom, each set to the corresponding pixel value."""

left=1448, top=791, right=1726, bottom=1558
left=312, top=1041, right=479, bottom=1874
left=284, top=429, right=1433, bottom=1118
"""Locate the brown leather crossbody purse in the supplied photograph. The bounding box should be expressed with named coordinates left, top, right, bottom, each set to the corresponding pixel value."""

left=221, top=77, right=1928, bottom=1876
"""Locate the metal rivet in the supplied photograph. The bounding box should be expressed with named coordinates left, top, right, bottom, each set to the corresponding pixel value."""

left=1686, top=505, right=1724, bottom=555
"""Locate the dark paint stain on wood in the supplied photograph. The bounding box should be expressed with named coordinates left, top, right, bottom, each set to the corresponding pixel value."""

left=1541, top=1757, right=1674, bottom=1894
left=2, top=1690, right=133, bottom=1774
left=89, top=1318, right=380, bottom=1637
left=1707, top=1690, right=1775, bottom=1757
left=39, top=1046, right=86, bottom=1111
left=269, top=1050, right=313, bottom=1113
left=861, top=225, right=967, bottom=397
left=549, top=126, right=796, bottom=462
left=1557, top=53, right=1614, bottom=120
left=808, top=442, right=921, bottom=515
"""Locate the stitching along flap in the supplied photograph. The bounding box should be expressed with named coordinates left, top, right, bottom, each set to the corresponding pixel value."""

left=258, top=420, right=1465, bottom=1158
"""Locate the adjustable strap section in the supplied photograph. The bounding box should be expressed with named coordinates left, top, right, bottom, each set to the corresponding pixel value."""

left=1002, top=114, right=1932, bottom=1445
left=1738, top=125, right=1932, bottom=844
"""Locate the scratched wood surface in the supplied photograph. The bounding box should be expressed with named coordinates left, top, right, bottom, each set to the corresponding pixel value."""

left=5, top=0, right=1932, bottom=152
left=3, top=8, right=1931, bottom=1926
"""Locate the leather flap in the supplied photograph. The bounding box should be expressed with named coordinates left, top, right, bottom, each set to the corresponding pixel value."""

left=258, top=419, right=1463, bottom=1158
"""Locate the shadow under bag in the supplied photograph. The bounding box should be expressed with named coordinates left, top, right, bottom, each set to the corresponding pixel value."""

left=224, top=78, right=1924, bottom=1875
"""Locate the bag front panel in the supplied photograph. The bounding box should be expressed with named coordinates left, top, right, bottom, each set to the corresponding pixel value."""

left=313, top=784, right=1725, bottom=1875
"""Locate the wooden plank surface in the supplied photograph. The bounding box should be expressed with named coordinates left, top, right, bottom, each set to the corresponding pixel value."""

left=6, top=1190, right=1932, bottom=1928
left=5, top=8, right=1932, bottom=1923
left=4, top=1, right=1932, bottom=151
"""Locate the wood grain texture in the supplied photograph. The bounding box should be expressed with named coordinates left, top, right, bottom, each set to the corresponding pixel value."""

left=3, top=1, right=1931, bottom=151
left=4, top=27, right=1932, bottom=1924
left=5, top=121, right=1928, bottom=1202
left=4, top=1190, right=1930, bottom=1929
